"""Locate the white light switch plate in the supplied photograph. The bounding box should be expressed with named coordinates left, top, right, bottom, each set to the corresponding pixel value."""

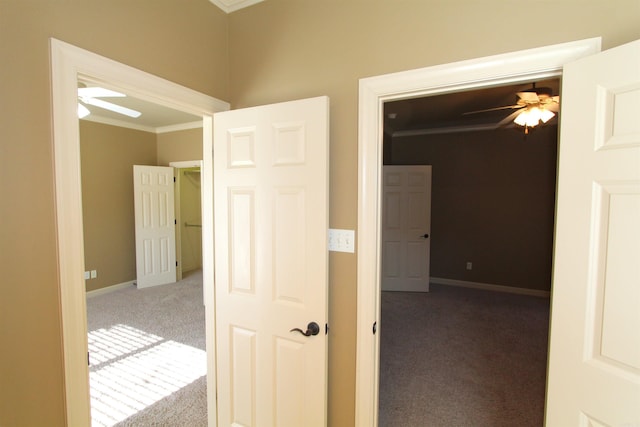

left=328, top=228, right=355, bottom=253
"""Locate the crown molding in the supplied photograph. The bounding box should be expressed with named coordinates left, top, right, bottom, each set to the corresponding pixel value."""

left=81, top=116, right=203, bottom=134
left=208, top=0, right=264, bottom=13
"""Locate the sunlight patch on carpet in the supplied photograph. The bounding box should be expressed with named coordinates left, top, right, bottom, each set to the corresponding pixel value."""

left=88, top=324, right=206, bottom=427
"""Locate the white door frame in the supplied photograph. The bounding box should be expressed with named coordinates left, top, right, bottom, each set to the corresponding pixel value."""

left=355, top=37, right=602, bottom=426
left=50, top=39, right=229, bottom=426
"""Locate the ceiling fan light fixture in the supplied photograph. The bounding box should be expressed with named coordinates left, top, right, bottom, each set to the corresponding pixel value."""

left=514, top=109, right=531, bottom=127
left=513, top=106, right=556, bottom=130
left=540, top=108, right=555, bottom=123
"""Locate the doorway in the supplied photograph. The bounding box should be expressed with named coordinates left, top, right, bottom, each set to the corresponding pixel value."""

left=354, top=37, right=602, bottom=425
left=378, top=83, right=558, bottom=424
left=79, top=104, right=206, bottom=423
left=171, top=161, right=204, bottom=282
left=50, top=38, right=229, bottom=425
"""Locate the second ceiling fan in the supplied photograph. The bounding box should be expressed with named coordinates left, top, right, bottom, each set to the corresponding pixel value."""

left=465, top=84, right=560, bottom=134
left=77, top=86, right=142, bottom=119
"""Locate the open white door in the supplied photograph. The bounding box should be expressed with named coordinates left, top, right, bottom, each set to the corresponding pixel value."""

left=546, top=39, right=640, bottom=425
left=381, top=165, right=432, bottom=292
left=133, top=165, right=177, bottom=288
left=214, top=96, right=330, bottom=426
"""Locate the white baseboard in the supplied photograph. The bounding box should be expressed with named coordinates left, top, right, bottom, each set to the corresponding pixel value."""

left=430, top=277, right=550, bottom=298
left=86, top=280, right=136, bottom=298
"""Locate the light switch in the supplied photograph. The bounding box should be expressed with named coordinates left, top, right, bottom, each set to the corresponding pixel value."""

left=328, top=229, right=355, bottom=253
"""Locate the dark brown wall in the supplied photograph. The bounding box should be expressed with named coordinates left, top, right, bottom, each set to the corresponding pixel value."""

left=387, top=125, right=558, bottom=291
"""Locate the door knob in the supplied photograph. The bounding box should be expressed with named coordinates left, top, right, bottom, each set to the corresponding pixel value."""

left=421, top=233, right=429, bottom=239
left=290, top=321, right=320, bottom=337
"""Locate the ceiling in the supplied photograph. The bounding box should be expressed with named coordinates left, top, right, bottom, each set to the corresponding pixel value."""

left=79, top=77, right=560, bottom=136
left=78, top=81, right=202, bottom=134
left=385, top=78, right=560, bottom=137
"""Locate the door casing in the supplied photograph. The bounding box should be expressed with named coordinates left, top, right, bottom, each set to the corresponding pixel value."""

left=50, top=38, right=229, bottom=426
left=355, top=37, right=602, bottom=426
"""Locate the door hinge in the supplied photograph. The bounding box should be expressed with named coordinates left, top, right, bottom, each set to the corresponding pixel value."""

left=88, top=352, right=90, bottom=366
left=174, top=219, right=177, bottom=225
left=176, top=261, right=178, bottom=267
left=325, top=323, right=329, bottom=335
left=372, top=321, right=377, bottom=335
left=173, top=176, right=176, bottom=183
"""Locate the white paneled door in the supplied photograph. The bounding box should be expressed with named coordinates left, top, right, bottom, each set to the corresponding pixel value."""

left=214, top=97, right=330, bottom=426
left=546, top=39, right=640, bottom=425
left=133, top=165, right=177, bottom=288
left=382, top=165, right=432, bottom=292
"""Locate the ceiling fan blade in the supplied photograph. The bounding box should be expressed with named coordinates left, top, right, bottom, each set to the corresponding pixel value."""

left=78, top=87, right=125, bottom=98
left=545, top=103, right=560, bottom=113
left=516, top=91, right=540, bottom=103
left=497, top=109, right=524, bottom=127
left=82, top=97, right=142, bottom=118
left=463, top=104, right=521, bottom=115
left=77, top=103, right=91, bottom=119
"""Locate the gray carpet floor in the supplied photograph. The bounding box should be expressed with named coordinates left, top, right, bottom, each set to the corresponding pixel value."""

left=86, top=270, right=207, bottom=427
left=87, top=275, right=548, bottom=426
left=378, top=284, right=550, bottom=426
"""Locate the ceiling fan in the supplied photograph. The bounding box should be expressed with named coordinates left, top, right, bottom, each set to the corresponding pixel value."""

left=77, top=86, right=142, bottom=119
left=464, top=84, right=560, bottom=134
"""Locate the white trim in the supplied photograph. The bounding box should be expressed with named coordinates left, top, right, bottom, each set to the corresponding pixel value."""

left=170, top=160, right=204, bottom=169
left=81, top=115, right=156, bottom=133
left=355, top=37, right=601, bottom=427
left=430, top=277, right=551, bottom=298
left=81, top=116, right=203, bottom=134
left=50, top=38, right=229, bottom=427
left=86, top=281, right=136, bottom=298
left=157, top=120, right=203, bottom=134
left=208, top=0, right=264, bottom=13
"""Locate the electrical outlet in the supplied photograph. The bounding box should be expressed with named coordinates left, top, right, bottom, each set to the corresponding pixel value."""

left=466, top=262, right=473, bottom=270
left=90, top=270, right=97, bottom=279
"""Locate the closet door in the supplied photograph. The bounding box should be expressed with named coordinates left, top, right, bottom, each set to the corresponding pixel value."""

left=133, top=165, right=176, bottom=288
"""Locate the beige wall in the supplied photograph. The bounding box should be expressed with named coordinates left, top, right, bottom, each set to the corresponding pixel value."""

left=157, top=127, right=203, bottom=166
left=1, top=0, right=639, bottom=425
left=80, top=121, right=157, bottom=292
left=0, top=0, right=227, bottom=425
left=81, top=123, right=203, bottom=293
left=228, top=2, right=640, bottom=425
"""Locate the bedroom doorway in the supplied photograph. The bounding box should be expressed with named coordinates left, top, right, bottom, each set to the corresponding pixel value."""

left=355, top=37, right=602, bottom=425
left=50, top=38, right=229, bottom=425
left=378, top=84, right=558, bottom=424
